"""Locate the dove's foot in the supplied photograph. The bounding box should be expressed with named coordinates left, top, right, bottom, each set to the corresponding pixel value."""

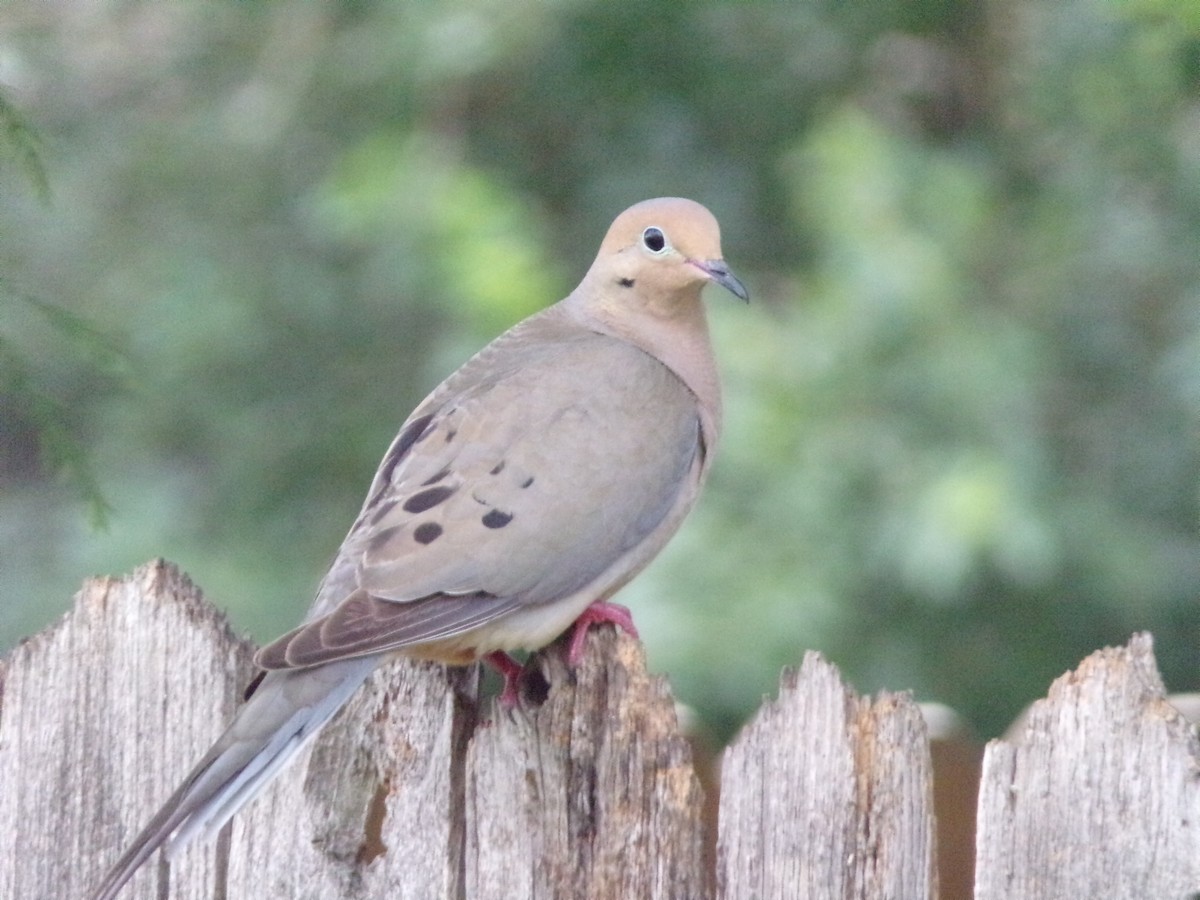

left=566, top=601, right=640, bottom=666
left=483, top=602, right=640, bottom=706
left=483, top=650, right=525, bottom=708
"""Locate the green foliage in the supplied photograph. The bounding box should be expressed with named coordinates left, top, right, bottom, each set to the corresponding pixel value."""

left=0, top=90, right=49, bottom=202
left=1, top=0, right=1198, bottom=741
left=0, top=287, right=126, bottom=527
left=314, top=131, right=563, bottom=334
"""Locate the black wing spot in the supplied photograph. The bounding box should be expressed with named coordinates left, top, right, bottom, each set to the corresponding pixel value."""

left=372, top=413, right=435, bottom=499
left=369, top=526, right=403, bottom=553
left=421, top=466, right=451, bottom=486
left=489, top=460, right=506, bottom=475
left=367, top=497, right=399, bottom=526
left=520, top=476, right=534, bottom=488
left=243, top=669, right=267, bottom=700
left=482, top=509, right=513, bottom=529
left=413, top=522, right=443, bottom=544
left=403, top=485, right=457, bottom=514
left=444, top=428, right=458, bottom=443
left=618, top=277, right=635, bottom=288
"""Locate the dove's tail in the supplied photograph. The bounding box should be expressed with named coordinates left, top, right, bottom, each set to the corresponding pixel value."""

left=87, top=655, right=380, bottom=900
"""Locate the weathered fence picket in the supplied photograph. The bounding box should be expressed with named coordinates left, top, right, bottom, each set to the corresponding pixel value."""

left=973, top=632, right=1200, bottom=900
left=0, top=560, right=1196, bottom=899
left=716, top=656, right=936, bottom=899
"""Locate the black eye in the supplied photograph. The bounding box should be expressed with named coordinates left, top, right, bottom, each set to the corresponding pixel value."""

left=642, top=226, right=667, bottom=253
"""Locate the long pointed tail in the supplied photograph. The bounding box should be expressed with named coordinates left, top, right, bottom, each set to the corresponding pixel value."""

left=88, top=655, right=380, bottom=900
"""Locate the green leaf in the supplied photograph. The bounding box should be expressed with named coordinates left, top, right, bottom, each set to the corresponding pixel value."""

left=0, top=90, right=50, bottom=203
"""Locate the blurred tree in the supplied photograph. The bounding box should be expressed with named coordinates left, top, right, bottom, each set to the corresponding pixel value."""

left=0, top=0, right=1197, bottom=742
left=0, top=288, right=125, bottom=525
left=0, top=87, right=122, bottom=523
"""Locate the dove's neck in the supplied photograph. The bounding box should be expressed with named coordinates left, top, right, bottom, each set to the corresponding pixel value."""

left=559, top=286, right=723, bottom=447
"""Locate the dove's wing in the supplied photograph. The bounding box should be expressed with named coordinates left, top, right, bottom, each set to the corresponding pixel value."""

left=258, top=310, right=708, bottom=669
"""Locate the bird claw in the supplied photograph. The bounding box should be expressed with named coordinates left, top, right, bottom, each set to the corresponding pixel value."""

left=566, top=601, right=640, bottom=666
left=482, top=651, right=525, bottom=709
left=482, top=603, right=640, bottom=707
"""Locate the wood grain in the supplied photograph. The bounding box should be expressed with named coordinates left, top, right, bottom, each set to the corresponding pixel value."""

left=974, top=633, right=1200, bottom=900
left=715, top=650, right=937, bottom=900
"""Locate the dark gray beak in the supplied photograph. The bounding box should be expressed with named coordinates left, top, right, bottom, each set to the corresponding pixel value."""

left=695, top=258, right=750, bottom=302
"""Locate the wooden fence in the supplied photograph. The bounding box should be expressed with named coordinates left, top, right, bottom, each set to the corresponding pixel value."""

left=1, top=560, right=1198, bottom=899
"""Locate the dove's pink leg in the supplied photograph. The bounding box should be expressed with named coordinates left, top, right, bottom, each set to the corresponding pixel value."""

left=483, top=603, right=640, bottom=705
left=566, top=601, right=640, bottom=665
left=482, top=651, right=525, bottom=708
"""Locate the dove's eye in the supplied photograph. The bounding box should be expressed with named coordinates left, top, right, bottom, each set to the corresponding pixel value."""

left=641, top=226, right=667, bottom=254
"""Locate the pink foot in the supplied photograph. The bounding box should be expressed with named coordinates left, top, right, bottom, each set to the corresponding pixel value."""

left=483, top=651, right=524, bottom=709
left=566, top=601, right=640, bottom=666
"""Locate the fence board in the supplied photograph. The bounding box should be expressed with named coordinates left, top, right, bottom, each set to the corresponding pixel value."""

left=464, top=630, right=707, bottom=899
left=715, top=652, right=937, bottom=900
left=225, top=657, right=475, bottom=900
left=4, top=562, right=1200, bottom=900
left=0, top=560, right=252, bottom=900
left=974, top=633, right=1200, bottom=900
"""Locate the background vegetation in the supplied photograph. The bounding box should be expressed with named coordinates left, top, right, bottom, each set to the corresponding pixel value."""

left=2, top=0, right=1198, bottom=743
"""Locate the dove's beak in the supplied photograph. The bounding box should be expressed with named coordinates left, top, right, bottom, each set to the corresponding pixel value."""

left=693, top=259, right=749, bottom=303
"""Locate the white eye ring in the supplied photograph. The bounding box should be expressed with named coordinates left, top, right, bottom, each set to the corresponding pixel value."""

left=641, top=226, right=668, bottom=254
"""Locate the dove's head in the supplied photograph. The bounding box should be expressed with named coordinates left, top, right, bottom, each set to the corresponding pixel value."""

left=570, top=197, right=741, bottom=440
left=585, top=197, right=749, bottom=316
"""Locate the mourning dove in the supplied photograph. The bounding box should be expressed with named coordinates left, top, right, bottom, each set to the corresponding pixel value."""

left=88, top=196, right=747, bottom=900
